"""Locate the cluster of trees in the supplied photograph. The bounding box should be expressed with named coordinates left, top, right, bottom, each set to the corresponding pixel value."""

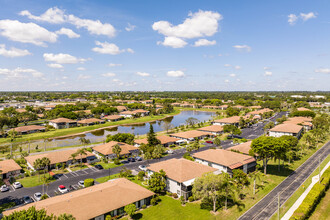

left=3, top=207, right=75, bottom=220
left=223, top=125, right=242, bottom=138
left=290, top=110, right=316, bottom=118
left=90, top=103, right=118, bottom=115
left=106, top=133, right=135, bottom=145
left=250, top=135, right=299, bottom=174
left=139, top=125, right=165, bottom=159
left=226, top=107, right=240, bottom=117
left=0, top=107, right=38, bottom=130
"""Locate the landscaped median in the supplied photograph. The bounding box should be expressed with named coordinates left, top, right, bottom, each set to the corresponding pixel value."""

left=289, top=166, right=330, bottom=219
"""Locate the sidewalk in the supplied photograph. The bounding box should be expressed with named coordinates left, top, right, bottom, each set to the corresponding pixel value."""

left=281, top=159, right=330, bottom=220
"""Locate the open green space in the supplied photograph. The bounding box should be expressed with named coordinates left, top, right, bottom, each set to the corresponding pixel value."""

left=18, top=173, right=55, bottom=188
left=94, top=161, right=123, bottom=169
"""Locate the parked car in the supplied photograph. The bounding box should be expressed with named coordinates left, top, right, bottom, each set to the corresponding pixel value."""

left=78, top=180, right=84, bottom=188
left=206, top=140, right=213, bottom=144
left=0, top=185, right=9, bottom=192
left=121, top=160, right=129, bottom=164
left=23, top=196, right=34, bottom=204
left=13, top=182, right=22, bottom=189
left=34, top=192, right=42, bottom=201
left=135, top=156, right=142, bottom=161
left=138, top=165, right=147, bottom=171
left=94, top=164, right=104, bottom=170
left=58, top=185, right=68, bottom=193
left=166, top=150, right=174, bottom=154
left=128, top=157, right=135, bottom=162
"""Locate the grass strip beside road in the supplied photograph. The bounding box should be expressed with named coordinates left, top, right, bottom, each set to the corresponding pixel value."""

left=18, top=173, right=55, bottom=188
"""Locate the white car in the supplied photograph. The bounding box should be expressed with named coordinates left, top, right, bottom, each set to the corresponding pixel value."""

left=138, top=165, right=147, bottom=171
left=78, top=181, right=84, bottom=188
left=58, top=185, right=68, bottom=193
left=166, top=150, right=174, bottom=154
left=0, top=185, right=9, bottom=192
left=34, top=192, right=42, bottom=201
left=13, top=182, right=22, bottom=189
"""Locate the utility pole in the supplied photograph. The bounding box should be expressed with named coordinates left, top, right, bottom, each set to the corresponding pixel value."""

left=278, top=192, right=280, bottom=220
left=319, top=156, right=321, bottom=183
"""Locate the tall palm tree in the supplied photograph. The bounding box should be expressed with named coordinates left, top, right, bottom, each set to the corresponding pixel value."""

left=70, top=153, right=77, bottom=165
left=33, top=158, right=43, bottom=182
left=221, top=173, right=237, bottom=210
left=112, top=144, right=122, bottom=159
left=79, top=137, right=91, bottom=148
left=249, top=170, right=263, bottom=195
left=41, top=157, right=51, bottom=195
left=76, top=148, right=87, bottom=167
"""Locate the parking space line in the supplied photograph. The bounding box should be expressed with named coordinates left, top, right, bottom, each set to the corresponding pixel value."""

left=63, top=174, right=69, bottom=178
left=72, top=184, right=79, bottom=190
left=71, top=172, right=79, bottom=177
left=82, top=169, right=88, bottom=174
left=10, top=185, right=15, bottom=192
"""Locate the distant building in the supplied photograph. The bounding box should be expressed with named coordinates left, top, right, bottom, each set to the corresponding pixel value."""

left=103, top=115, right=124, bottom=122
left=49, top=118, right=77, bottom=129
left=10, top=125, right=45, bottom=135
left=77, top=118, right=105, bottom=126
left=269, top=124, right=303, bottom=138
left=93, top=141, right=139, bottom=160
left=134, top=135, right=179, bottom=147
left=212, top=116, right=241, bottom=126
left=169, top=130, right=214, bottom=142
left=0, top=159, right=22, bottom=179
left=197, top=125, right=224, bottom=135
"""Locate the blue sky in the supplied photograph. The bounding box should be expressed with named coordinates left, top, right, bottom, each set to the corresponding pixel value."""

left=0, top=0, right=329, bottom=91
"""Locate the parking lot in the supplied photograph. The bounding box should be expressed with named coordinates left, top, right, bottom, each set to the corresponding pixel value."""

left=54, top=167, right=101, bottom=181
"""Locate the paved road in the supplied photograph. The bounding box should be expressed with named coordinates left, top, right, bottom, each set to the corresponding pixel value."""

left=0, top=111, right=285, bottom=207
left=238, top=141, right=330, bottom=220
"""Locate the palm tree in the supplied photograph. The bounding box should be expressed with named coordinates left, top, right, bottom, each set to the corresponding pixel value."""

left=41, top=157, right=51, bottom=195
left=249, top=170, right=263, bottom=195
left=8, top=129, right=17, bottom=157
left=79, top=137, right=91, bottom=148
left=76, top=148, right=87, bottom=167
left=112, top=144, right=122, bottom=159
left=221, top=173, right=237, bottom=210
left=70, top=153, right=77, bottom=165
left=33, top=158, right=43, bottom=182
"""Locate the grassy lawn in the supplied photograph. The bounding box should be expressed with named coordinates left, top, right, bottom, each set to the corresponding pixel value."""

left=18, top=173, right=55, bottom=188
left=124, top=196, right=215, bottom=220
left=309, top=187, right=330, bottom=220
left=0, top=109, right=181, bottom=144
left=69, top=164, right=88, bottom=171
left=96, top=173, right=121, bottom=183
left=94, top=161, right=123, bottom=169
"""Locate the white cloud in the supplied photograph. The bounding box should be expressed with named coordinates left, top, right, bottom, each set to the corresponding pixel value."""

left=0, top=44, right=31, bottom=57
left=264, top=71, right=272, bottom=76
left=136, top=72, right=150, bottom=77
left=0, top=20, right=57, bottom=46
left=47, top=63, right=63, bottom=69
left=194, top=39, right=216, bottom=47
left=233, top=45, right=251, bottom=52
left=78, top=74, right=91, bottom=79
left=0, top=67, right=43, bottom=78
left=125, top=23, right=136, bottom=31
left=127, top=48, right=134, bottom=54
left=288, top=12, right=316, bottom=25
left=315, top=68, right=330, bottom=74
left=102, top=72, right=116, bottom=77
left=300, top=12, right=316, bottom=21
left=108, top=63, right=122, bottom=67
left=229, top=73, right=236, bottom=77
left=234, top=65, right=241, bottom=70
left=224, top=79, right=229, bottom=83
left=19, top=7, right=66, bottom=24
left=92, top=41, right=133, bottom=55
left=224, top=64, right=231, bottom=67
left=153, top=10, right=222, bottom=39
left=43, top=53, right=87, bottom=64
left=112, top=78, right=120, bottom=82
left=20, top=7, right=116, bottom=37
left=288, top=14, right=298, bottom=25
left=77, top=67, right=85, bottom=71
left=167, top=70, right=185, bottom=77
left=55, top=28, right=80, bottom=38
left=264, top=66, right=271, bottom=70
left=157, top=36, right=187, bottom=48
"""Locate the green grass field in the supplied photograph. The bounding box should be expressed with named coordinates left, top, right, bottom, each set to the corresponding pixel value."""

left=18, top=173, right=55, bottom=188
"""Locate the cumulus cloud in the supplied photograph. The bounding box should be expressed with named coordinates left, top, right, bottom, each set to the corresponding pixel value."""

left=288, top=12, right=316, bottom=25
left=194, top=39, right=216, bottom=47
left=224, top=79, right=229, bottom=83
left=264, top=66, right=271, bottom=70
left=47, top=63, right=63, bottom=69
left=92, top=41, right=133, bottom=55
left=0, top=20, right=57, bottom=46
left=108, top=63, right=122, bottom=67
left=315, top=68, right=330, bottom=74
left=136, top=72, right=150, bottom=77
left=55, top=28, right=80, bottom=38
left=102, top=72, right=116, bottom=77
left=20, top=7, right=116, bottom=37
left=229, top=73, right=236, bottom=77
left=167, top=70, right=185, bottom=77
left=233, top=45, right=251, bottom=52
left=224, top=64, right=231, bottom=67
left=78, top=74, right=91, bottom=79
left=152, top=10, right=222, bottom=48
left=77, top=67, right=85, bottom=71
left=0, top=67, right=43, bottom=78
left=43, top=53, right=87, bottom=64
left=157, top=36, right=187, bottom=48
left=234, top=65, right=241, bottom=70
left=264, top=71, right=272, bottom=76
left=125, top=23, right=136, bottom=31
left=0, top=44, right=31, bottom=57
left=112, top=78, right=120, bottom=82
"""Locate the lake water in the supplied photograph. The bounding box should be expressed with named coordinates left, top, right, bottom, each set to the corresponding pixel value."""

left=6, top=111, right=215, bottom=151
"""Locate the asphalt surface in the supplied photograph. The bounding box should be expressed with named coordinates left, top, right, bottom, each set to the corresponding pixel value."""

left=0, top=111, right=286, bottom=209
left=238, top=141, right=330, bottom=220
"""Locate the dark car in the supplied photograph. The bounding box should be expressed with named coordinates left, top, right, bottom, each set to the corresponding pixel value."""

left=135, top=156, right=142, bottom=161
left=23, top=196, right=34, bottom=204
left=121, top=160, right=129, bottom=164
left=94, top=164, right=104, bottom=170
left=128, top=157, right=135, bottom=162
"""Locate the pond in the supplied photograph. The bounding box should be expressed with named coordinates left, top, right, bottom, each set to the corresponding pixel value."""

left=5, top=111, right=215, bottom=152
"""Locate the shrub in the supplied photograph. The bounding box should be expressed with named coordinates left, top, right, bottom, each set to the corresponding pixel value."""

left=113, top=158, right=120, bottom=165
left=142, top=204, right=146, bottom=209
left=172, top=193, right=178, bottom=199
left=180, top=196, right=185, bottom=204
left=169, top=144, right=176, bottom=148
left=41, top=194, right=49, bottom=200
left=84, top=178, right=94, bottom=187
left=137, top=171, right=145, bottom=181
left=151, top=197, right=158, bottom=206
left=166, top=191, right=172, bottom=196
left=188, top=196, right=194, bottom=202
left=9, top=177, right=15, bottom=184
left=290, top=168, right=330, bottom=220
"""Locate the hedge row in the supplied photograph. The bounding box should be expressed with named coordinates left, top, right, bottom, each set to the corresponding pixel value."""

left=290, top=167, right=330, bottom=220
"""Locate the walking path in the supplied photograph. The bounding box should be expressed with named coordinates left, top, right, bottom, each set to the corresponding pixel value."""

left=281, top=159, right=330, bottom=220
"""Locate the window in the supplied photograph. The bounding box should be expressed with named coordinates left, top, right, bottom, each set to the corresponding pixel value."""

left=208, top=162, right=212, bottom=167
left=177, top=190, right=181, bottom=195
left=177, top=182, right=180, bottom=186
